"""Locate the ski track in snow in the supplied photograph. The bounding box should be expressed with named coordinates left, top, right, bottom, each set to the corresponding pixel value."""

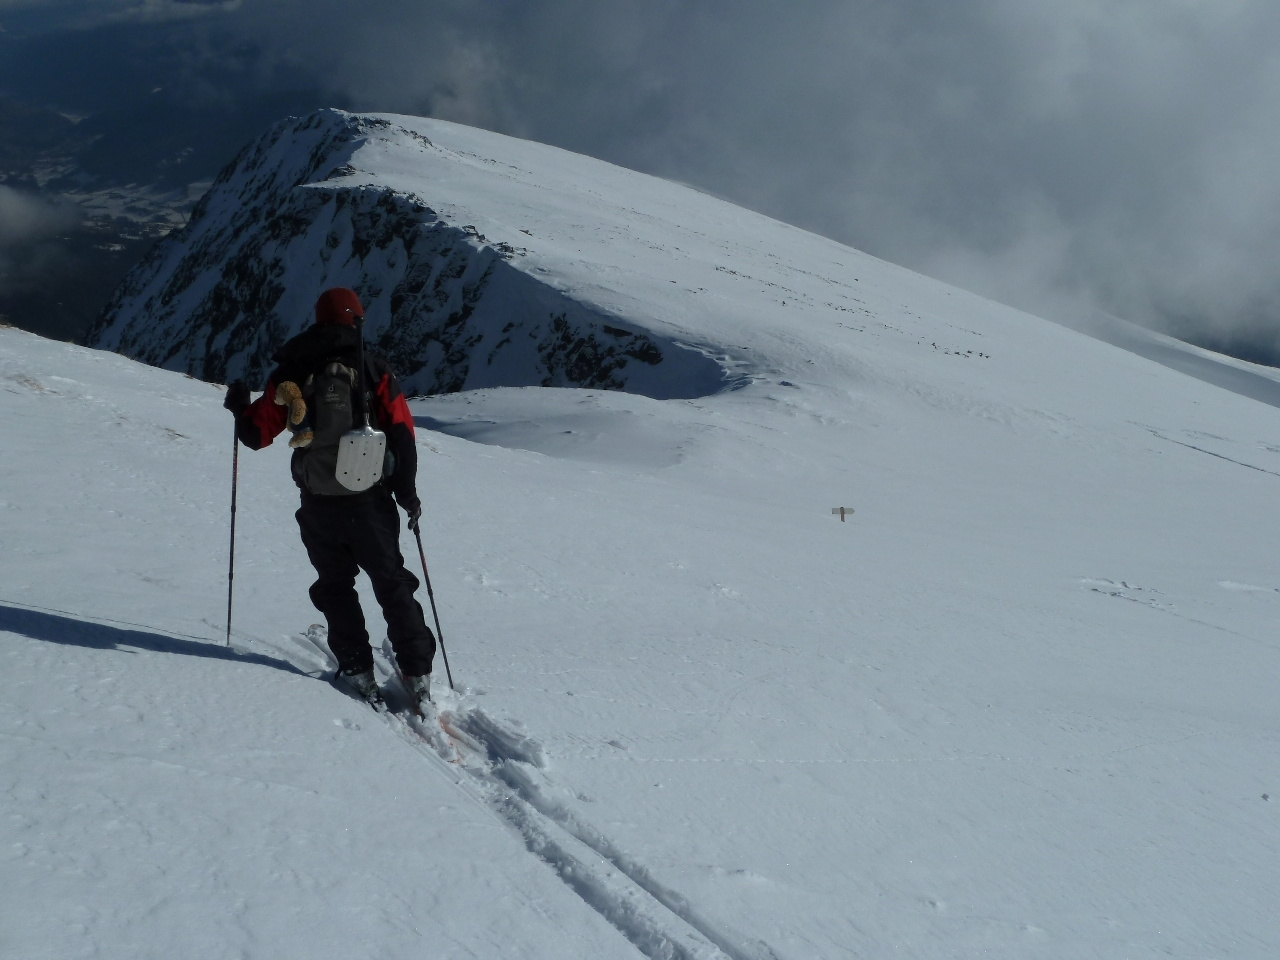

left=1143, top=427, right=1280, bottom=478
left=1080, top=578, right=1279, bottom=650
left=274, top=626, right=784, bottom=960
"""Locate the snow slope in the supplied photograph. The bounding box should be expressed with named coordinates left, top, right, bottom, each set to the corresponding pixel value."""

left=7, top=112, right=1280, bottom=959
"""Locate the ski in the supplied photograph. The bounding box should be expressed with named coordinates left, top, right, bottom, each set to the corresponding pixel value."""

left=292, top=625, right=477, bottom=763
left=379, top=638, right=482, bottom=761
left=303, top=624, right=389, bottom=710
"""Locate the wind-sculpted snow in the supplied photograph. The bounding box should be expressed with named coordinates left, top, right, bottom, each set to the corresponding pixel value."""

left=86, top=110, right=725, bottom=399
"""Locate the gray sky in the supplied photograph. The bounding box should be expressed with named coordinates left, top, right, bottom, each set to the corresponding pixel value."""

left=4, top=1, right=1280, bottom=360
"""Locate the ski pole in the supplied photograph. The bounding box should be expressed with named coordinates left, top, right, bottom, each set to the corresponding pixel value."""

left=226, top=427, right=239, bottom=647
left=412, top=525, right=455, bottom=691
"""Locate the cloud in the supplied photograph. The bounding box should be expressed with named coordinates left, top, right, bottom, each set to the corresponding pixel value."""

left=0, top=0, right=237, bottom=33
left=104, top=1, right=241, bottom=26
left=212, top=1, right=1280, bottom=351
left=9, top=1, right=1280, bottom=358
left=0, top=185, right=82, bottom=311
left=0, top=184, right=76, bottom=248
left=0, top=0, right=235, bottom=15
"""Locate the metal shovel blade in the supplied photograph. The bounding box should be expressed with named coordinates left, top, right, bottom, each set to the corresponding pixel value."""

left=335, top=425, right=387, bottom=492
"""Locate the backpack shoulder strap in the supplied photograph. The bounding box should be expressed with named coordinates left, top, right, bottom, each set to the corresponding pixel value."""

left=363, top=353, right=389, bottom=426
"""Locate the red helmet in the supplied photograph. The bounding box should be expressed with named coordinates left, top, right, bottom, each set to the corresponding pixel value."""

left=314, top=287, right=364, bottom=326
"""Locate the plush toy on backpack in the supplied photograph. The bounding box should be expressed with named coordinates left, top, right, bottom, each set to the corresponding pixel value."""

left=274, top=381, right=313, bottom=449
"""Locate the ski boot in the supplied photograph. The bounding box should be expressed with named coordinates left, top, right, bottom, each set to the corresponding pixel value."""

left=337, top=665, right=384, bottom=708
left=404, top=673, right=432, bottom=715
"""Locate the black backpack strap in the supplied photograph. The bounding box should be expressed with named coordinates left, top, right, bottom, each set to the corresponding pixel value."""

left=363, top=353, right=387, bottom=428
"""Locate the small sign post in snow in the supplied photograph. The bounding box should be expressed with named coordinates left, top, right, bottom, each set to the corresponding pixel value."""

left=832, top=507, right=854, bottom=522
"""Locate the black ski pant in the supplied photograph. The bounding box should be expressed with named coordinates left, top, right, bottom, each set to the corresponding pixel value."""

left=296, top=489, right=436, bottom=677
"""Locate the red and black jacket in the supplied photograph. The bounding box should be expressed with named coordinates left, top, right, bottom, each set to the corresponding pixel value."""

left=234, top=323, right=419, bottom=506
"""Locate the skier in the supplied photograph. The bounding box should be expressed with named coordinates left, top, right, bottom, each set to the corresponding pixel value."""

left=223, top=287, right=435, bottom=710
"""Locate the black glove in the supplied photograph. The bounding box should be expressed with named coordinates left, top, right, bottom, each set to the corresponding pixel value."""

left=401, top=496, right=422, bottom=532
left=223, top=381, right=250, bottom=415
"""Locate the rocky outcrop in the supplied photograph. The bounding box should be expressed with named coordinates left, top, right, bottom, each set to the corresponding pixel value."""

left=86, top=110, right=724, bottom=399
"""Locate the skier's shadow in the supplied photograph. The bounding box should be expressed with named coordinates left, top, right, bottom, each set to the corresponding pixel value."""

left=0, top=603, right=304, bottom=676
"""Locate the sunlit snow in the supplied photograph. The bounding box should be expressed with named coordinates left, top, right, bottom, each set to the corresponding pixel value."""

left=3, top=114, right=1279, bottom=960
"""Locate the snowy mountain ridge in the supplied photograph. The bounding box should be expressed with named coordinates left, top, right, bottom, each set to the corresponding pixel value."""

left=87, top=107, right=1280, bottom=419
left=86, top=109, right=735, bottom=397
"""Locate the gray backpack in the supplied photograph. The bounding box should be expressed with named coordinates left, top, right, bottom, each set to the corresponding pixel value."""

left=296, top=361, right=377, bottom=496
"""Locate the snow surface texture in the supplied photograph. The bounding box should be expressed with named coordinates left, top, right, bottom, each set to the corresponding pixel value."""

left=8, top=111, right=1280, bottom=958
